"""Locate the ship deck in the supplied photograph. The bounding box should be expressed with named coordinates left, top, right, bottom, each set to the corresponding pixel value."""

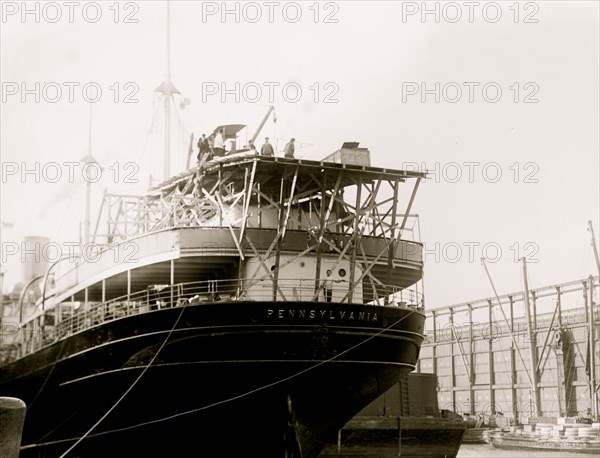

left=152, top=153, right=428, bottom=195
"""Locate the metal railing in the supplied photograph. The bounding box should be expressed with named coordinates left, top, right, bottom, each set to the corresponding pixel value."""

left=15, top=278, right=423, bottom=360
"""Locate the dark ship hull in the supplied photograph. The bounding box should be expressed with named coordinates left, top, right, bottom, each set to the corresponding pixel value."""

left=322, top=417, right=466, bottom=458
left=1, top=301, right=424, bottom=457
left=321, top=373, right=466, bottom=457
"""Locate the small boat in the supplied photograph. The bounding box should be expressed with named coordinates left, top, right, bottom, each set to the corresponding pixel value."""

left=486, top=422, right=600, bottom=455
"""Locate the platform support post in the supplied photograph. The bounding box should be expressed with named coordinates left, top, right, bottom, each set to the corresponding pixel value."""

left=0, top=397, right=26, bottom=458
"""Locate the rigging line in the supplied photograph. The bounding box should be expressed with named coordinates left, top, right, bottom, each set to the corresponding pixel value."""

left=51, top=182, right=80, bottom=241
left=36, top=412, right=77, bottom=444
left=490, top=306, right=513, bottom=407
left=21, top=260, right=88, bottom=413
left=580, top=237, right=591, bottom=278
left=25, top=308, right=421, bottom=450
left=27, top=338, right=69, bottom=411
left=57, top=305, right=187, bottom=458
left=133, top=94, right=161, bottom=162
left=172, top=96, right=189, bottom=135
left=172, top=100, right=192, bottom=159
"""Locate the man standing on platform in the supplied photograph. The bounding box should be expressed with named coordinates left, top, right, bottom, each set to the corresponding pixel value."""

left=247, top=139, right=257, bottom=154
left=283, top=138, right=295, bottom=158
left=261, top=137, right=274, bottom=156
left=322, top=270, right=334, bottom=303
left=213, top=128, right=225, bottom=157
left=197, top=134, right=210, bottom=161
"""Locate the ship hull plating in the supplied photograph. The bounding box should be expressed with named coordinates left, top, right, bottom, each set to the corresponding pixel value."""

left=1, top=302, right=424, bottom=457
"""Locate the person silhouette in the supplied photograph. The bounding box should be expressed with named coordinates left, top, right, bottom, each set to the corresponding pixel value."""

left=283, top=138, right=295, bottom=158
left=323, top=270, right=334, bottom=302
left=261, top=137, right=274, bottom=156
left=213, top=128, right=225, bottom=157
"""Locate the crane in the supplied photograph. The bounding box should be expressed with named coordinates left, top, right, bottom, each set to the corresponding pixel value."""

left=249, top=105, right=276, bottom=145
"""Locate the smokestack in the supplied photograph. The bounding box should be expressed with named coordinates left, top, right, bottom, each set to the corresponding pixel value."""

left=21, top=236, right=50, bottom=285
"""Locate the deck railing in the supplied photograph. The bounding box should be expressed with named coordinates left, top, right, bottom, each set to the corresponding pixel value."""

left=14, top=279, right=423, bottom=359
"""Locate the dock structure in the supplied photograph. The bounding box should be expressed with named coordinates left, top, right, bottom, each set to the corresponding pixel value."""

left=0, top=397, right=26, bottom=458
left=416, top=276, right=600, bottom=421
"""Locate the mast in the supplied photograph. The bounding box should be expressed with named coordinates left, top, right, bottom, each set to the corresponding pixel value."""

left=83, top=103, right=93, bottom=244
left=164, top=0, right=171, bottom=179
left=155, top=0, right=180, bottom=181
left=587, top=221, right=599, bottom=418
left=482, top=258, right=534, bottom=388
left=522, top=258, right=541, bottom=417
left=588, top=275, right=598, bottom=418
left=588, top=220, right=600, bottom=277
left=166, top=0, right=171, bottom=85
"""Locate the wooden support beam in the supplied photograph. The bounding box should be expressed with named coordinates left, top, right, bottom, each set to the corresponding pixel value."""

left=348, top=178, right=362, bottom=303
left=273, top=167, right=299, bottom=300
left=244, top=236, right=286, bottom=300
left=399, top=177, right=421, bottom=237
left=340, top=235, right=396, bottom=303
left=386, top=181, right=399, bottom=303
left=204, top=190, right=245, bottom=260
left=239, top=160, right=257, bottom=243
left=314, top=173, right=328, bottom=295
left=536, top=298, right=561, bottom=374
left=521, top=258, right=541, bottom=417
left=488, top=298, right=495, bottom=417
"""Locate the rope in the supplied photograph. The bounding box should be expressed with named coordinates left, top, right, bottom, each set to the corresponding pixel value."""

left=21, top=307, right=419, bottom=452
left=57, top=305, right=187, bottom=457
left=27, top=339, right=68, bottom=411
left=133, top=93, right=161, bottom=163
left=51, top=181, right=80, bottom=242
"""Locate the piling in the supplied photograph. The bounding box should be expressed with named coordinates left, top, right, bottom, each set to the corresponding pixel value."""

left=0, top=397, right=26, bottom=458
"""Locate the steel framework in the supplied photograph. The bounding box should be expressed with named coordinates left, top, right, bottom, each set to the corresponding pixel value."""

left=91, top=155, right=426, bottom=305
left=418, top=276, right=600, bottom=421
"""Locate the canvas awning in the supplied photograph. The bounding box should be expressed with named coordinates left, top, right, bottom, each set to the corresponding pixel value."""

left=210, top=124, right=246, bottom=140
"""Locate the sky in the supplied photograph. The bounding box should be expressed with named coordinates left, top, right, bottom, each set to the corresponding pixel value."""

left=1, top=1, right=599, bottom=309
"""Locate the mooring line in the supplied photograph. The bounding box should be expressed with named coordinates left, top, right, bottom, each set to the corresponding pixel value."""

left=22, top=307, right=421, bottom=452
left=57, top=305, right=187, bottom=458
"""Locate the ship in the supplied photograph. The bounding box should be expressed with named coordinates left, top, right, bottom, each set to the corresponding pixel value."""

left=485, top=420, right=600, bottom=454
left=0, top=123, right=428, bottom=456
left=0, top=5, right=430, bottom=453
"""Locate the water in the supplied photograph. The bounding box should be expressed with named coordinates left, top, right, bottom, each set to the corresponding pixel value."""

left=322, top=443, right=589, bottom=457
left=458, top=444, right=587, bottom=457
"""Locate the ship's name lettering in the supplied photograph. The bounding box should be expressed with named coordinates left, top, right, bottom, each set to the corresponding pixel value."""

left=266, top=309, right=377, bottom=322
